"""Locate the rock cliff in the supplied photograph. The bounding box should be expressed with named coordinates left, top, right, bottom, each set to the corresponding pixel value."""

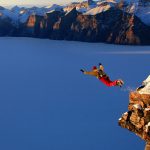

left=0, top=17, right=16, bottom=36
left=20, top=8, right=150, bottom=45
left=119, top=76, right=150, bottom=149
left=0, top=3, right=150, bottom=45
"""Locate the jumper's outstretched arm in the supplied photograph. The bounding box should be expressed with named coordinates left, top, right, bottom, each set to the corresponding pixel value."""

left=80, top=69, right=98, bottom=77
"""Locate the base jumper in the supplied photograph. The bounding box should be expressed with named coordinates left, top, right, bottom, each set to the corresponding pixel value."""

left=80, top=63, right=124, bottom=87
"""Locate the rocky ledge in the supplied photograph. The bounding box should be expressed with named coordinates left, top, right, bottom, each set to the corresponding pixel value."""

left=119, top=92, right=150, bottom=142
left=119, top=75, right=150, bottom=149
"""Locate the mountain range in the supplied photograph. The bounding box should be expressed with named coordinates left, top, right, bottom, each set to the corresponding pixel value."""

left=0, top=0, right=150, bottom=45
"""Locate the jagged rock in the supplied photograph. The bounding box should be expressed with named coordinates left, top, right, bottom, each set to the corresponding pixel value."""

left=24, top=14, right=43, bottom=37
left=119, top=91, right=150, bottom=143
left=51, top=7, right=79, bottom=40
left=21, top=8, right=150, bottom=45
left=0, top=6, right=150, bottom=45
left=145, top=142, right=150, bottom=150
left=0, top=17, right=16, bottom=36
left=119, top=76, right=150, bottom=149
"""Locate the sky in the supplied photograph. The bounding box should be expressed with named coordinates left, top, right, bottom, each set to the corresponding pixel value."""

left=0, top=37, right=149, bottom=150
left=0, top=0, right=85, bottom=7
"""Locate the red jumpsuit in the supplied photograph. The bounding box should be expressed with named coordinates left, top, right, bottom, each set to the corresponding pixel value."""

left=84, top=67, right=119, bottom=87
left=98, top=76, right=118, bottom=87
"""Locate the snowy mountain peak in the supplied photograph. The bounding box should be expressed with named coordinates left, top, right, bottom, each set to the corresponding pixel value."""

left=85, top=1, right=115, bottom=15
left=88, top=0, right=97, bottom=6
left=0, top=6, right=5, bottom=10
left=45, top=4, right=63, bottom=13
left=45, top=4, right=62, bottom=9
left=11, top=5, right=20, bottom=11
left=0, top=0, right=150, bottom=25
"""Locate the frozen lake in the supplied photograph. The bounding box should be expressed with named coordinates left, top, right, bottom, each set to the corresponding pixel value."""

left=0, top=37, right=149, bottom=150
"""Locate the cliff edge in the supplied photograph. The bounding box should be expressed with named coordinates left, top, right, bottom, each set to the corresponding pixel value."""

left=119, top=75, right=150, bottom=149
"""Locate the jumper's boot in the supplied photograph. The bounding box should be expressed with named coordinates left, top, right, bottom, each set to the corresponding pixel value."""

left=116, top=79, right=124, bottom=87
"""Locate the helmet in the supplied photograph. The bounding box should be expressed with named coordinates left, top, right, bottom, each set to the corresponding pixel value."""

left=92, top=66, right=97, bottom=70
left=99, top=64, right=104, bottom=71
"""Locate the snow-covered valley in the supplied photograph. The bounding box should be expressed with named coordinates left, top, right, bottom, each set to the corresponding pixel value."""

left=0, top=37, right=149, bottom=150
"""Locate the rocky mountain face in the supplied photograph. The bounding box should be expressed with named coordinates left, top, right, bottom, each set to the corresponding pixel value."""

left=139, top=0, right=150, bottom=6
left=0, top=0, right=150, bottom=45
left=119, top=92, right=150, bottom=149
left=20, top=8, right=150, bottom=45
left=0, top=17, right=16, bottom=36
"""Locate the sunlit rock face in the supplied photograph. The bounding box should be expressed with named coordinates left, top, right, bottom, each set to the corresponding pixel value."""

left=22, top=8, right=150, bottom=45
left=0, top=4, right=150, bottom=45
left=27, top=15, right=36, bottom=28
left=119, top=92, right=150, bottom=142
left=119, top=76, right=150, bottom=149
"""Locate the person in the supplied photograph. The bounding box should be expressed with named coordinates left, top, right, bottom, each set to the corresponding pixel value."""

left=80, top=63, right=124, bottom=87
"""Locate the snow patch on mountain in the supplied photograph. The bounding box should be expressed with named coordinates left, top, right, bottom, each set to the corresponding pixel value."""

left=45, top=4, right=63, bottom=11
left=84, top=2, right=115, bottom=15
left=122, top=2, right=150, bottom=25
left=0, top=4, right=63, bottom=24
left=127, top=2, right=139, bottom=13
left=96, top=0, right=117, bottom=5
left=0, top=0, right=150, bottom=26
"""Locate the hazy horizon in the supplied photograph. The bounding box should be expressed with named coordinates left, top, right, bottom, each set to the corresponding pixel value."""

left=0, top=0, right=90, bottom=8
